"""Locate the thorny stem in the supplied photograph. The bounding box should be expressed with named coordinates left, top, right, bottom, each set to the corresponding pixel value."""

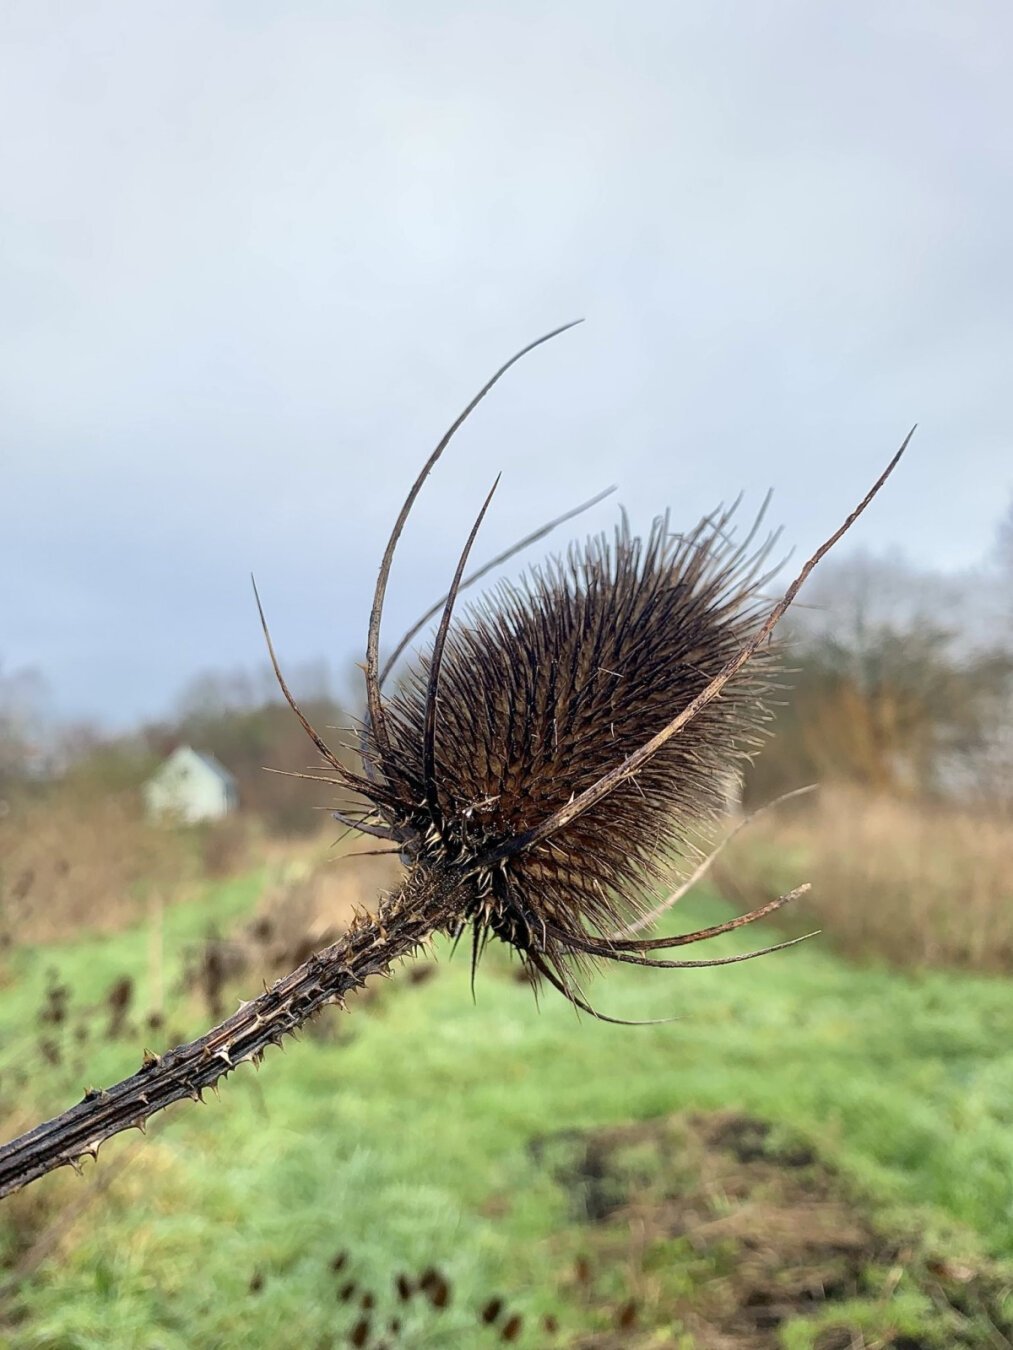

left=0, top=871, right=464, bottom=1201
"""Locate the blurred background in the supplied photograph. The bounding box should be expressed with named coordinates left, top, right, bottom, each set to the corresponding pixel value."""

left=1, top=4, right=1011, bottom=1347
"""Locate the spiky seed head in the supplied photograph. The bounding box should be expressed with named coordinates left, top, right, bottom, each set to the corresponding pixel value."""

left=369, top=507, right=776, bottom=986
left=255, top=327, right=907, bottom=1016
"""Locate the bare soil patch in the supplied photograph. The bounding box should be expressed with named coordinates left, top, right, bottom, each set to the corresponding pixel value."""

left=531, top=1111, right=1012, bottom=1348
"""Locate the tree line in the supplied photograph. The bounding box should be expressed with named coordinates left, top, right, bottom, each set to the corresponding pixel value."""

left=3, top=536, right=1012, bottom=830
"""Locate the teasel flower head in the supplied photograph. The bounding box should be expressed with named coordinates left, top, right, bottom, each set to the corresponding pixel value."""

left=256, top=323, right=911, bottom=1022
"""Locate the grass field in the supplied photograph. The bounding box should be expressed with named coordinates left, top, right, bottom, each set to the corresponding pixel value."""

left=1, top=862, right=1011, bottom=1348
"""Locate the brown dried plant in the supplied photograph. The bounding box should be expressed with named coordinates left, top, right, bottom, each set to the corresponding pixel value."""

left=0, top=324, right=911, bottom=1198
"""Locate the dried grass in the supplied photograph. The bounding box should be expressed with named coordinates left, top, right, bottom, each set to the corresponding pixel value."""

left=0, top=792, right=241, bottom=946
left=181, top=850, right=406, bottom=1018
left=714, top=786, right=1013, bottom=973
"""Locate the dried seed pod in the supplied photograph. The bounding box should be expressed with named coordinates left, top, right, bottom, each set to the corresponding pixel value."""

left=399, top=507, right=772, bottom=918
left=257, top=324, right=910, bottom=1021
left=381, top=506, right=776, bottom=990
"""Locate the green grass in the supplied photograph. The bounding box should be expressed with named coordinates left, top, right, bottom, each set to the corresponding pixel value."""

left=1, top=869, right=1011, bottom=1348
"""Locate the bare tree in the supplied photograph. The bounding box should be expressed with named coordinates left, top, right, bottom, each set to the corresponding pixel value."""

left=746, top=545, right=1013, bottom=805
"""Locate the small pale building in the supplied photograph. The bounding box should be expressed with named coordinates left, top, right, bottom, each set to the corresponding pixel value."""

left=143, top=745, right=238, bottom=825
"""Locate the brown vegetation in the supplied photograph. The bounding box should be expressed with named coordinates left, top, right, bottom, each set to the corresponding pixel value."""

left=744, top=576, right=1013, bottom=811
left=182, top=851, right=405, bottom=1018
left=714, top=787, right=1013, bottom=974
left=539, top=1111, right=1012, bottom=1348
left=0, top=791, right=198, bottom=947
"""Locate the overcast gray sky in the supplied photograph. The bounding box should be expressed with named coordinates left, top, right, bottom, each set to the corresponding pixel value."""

left=2, top=1, right=1011, bottom=728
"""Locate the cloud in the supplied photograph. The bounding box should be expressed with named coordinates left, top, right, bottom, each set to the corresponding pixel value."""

left=1, top=1, right=1010, bottom=724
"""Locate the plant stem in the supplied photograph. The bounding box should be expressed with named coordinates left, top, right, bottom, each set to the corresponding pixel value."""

left=0, top=872, right=455, bottom=1200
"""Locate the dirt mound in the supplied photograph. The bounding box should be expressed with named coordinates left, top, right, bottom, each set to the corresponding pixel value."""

left=531, top=1112, right=1012, bottom=1349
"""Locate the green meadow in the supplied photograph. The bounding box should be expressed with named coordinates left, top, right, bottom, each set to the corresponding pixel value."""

left=1, top=867, right=1011, bottom=1348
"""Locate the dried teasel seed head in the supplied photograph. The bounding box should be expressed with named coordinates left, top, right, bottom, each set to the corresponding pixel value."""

left=257, top=323, right=910, bottom=1020
left=380, top=508, right=778, bottom=984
